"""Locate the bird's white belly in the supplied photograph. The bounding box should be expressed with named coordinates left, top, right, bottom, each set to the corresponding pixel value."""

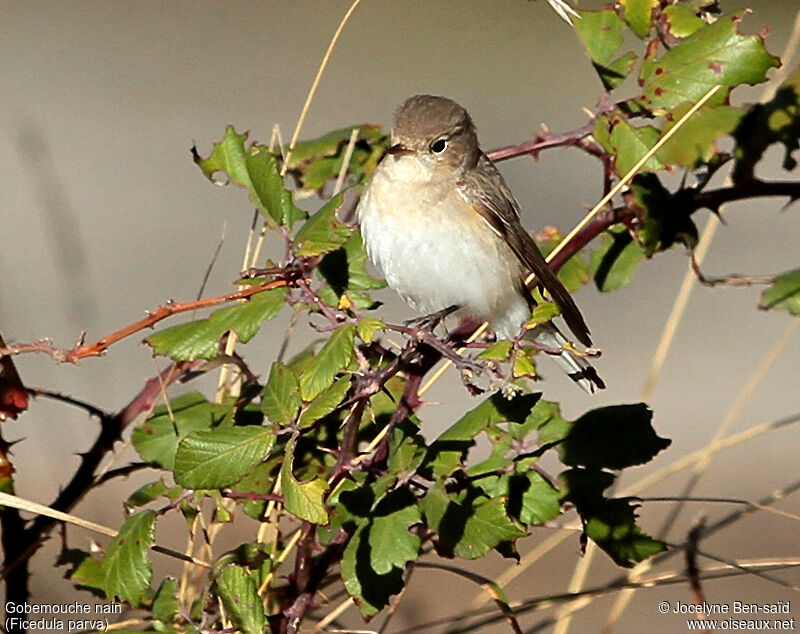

left=357, top=158, right=530, bottom=338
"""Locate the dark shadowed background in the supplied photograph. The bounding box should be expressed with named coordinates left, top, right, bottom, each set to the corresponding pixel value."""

left=1, top=1, right=799, bottom=632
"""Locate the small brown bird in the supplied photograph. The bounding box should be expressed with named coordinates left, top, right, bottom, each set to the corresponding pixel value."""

left=357, top=95, right=603, bottom=392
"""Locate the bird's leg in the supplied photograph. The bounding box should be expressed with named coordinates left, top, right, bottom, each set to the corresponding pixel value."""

left=403, top=304, right=460, bottom=331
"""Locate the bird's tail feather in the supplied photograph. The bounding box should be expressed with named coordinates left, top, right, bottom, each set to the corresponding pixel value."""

left=529, top=323, right=605, bottom=394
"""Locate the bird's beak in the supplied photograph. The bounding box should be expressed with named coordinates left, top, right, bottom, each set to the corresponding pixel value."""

left=387, top=143, right=412, bottom=156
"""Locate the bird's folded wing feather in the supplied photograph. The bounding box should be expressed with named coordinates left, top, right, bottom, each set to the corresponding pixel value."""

left=456, top=153, right=592, bottom=347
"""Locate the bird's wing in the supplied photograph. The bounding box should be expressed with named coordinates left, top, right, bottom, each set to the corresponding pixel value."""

left=456, top=153, right=592, bottom=347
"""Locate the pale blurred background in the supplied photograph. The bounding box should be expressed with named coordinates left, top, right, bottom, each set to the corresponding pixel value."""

left=1, top=1, right=799, bottom=632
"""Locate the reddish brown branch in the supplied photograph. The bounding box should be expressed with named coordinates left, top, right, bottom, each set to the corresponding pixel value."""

left=0, top=279, right=289, bottom=364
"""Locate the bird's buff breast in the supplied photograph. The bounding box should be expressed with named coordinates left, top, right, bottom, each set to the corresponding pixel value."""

left=357, top=156, right=529, bottom=335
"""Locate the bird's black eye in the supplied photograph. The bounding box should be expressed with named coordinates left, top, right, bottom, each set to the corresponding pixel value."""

left=430, top=138, right=448, bottom=154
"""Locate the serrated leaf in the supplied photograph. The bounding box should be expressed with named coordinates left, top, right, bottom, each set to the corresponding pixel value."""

left=537, top=233, right=591, bottom=292
left=194, top=126, right=305, bottom=227
left=734, top=66, right=800, bottom=181
left=525, top=301, right=561, bottom=329
left=281, top=438, right=329, bottom=524
left=610, top=119, right=664, bottom=176
left=298, top=374, right=351, bottom=428
left=575, top=9, right=624, bottom=66
left=559, top=404, right=671, bottom=469
left=101, top=510, right=155, bottom=606
left=132, top=394, right=223, bottom=470
left=601, top=51, right=639, bottom=91
left=633, top=173, right=698, bottom=254
left=152, top=577, right=180, bottom=624
left=590, top=227, right=646, bottom=292
left=62, top=549, right=105, bottom=596
left=368, top=489, right=421, bottom=574
left=262, top=362, right=300, bottom=426
left=559, top=468, right=665, bottom=566
left=318, top=232, right=386, bottom=301
left=299, top=324, right=355, bottom=401
left=229, top=461, right=279, bottom=521
left=533, top=400, right=572, bottom=445
left=621, top=0, right=656, bottom=38
left=663, top=5, right=706, bottom=38
left=125, top=480, right=170, bottom=508
left=659, top=104, right=742, bottom=167
left=286, top=124, right=383, bottom=169
left=424, top=488, right=525, bottom=560
left=342, top=525, right=405, bottom=617
left=356, top=317, right=385, bottom=344
left=146, top=288, right=287, bottom=361
left=293, top=193, right=353, bottom=257
left=760, top=268, right=800, bottom=315
left=174, top=427, right=275, bottom=489
left=386, top=420, right=427, bottom=478
left=215, top=565, right=266, bottom=634
left=511, top=348, right=537, bottom=379
left=425, top=392, right=541, bottom=479
left=514, top=470, right=562, bottom=525
left=640, top=12, right=780, bottom=112
left=477, top=339, right=513, bottom=361
left=585, top=508, right=666, bottom=567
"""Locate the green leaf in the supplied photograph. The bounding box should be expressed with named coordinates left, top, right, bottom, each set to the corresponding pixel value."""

left=292, top=193, right=353, bottom=257
left=537, top=233, right=591, bottom=292
left=356, top=317, right=385, bottom=344
left=733, top=66, right=800, bottom=181
left=298, top=324, right=355, bottom=401
left=658, top=104, right=743, bottom=168
left=575, top=9, right=624, bottom=66
left=125, top=479, right=181, bottom=509
left=559, top=468, right=665, bottom=566
left=424, top=488, right=526, bottom=559
left=514, top=469, right=562, bottom=525
left=286, top=124, right=383, bottom=169
left=476, top=339, right=513, bottom=361
left=132, top=394, right=222, bottom=470
left=424, top=392, right=541, bottom=479
left=559, top=404, right=671, bottom=470
left=342, top=525, right=405, bottom=617
left=575, top=9, right=639, bottom=91
left=262, top=362, right=300, bottom=426
left=386, top=420, right=427, bottom=479
left=368, top=489, right=421, bottom=574
left=194, top=126, right=305, bottom=227
left=533, top=399, right=572, bottom=446
left=174, top=427, right=276, bottom=489
left=639, top=12, right=780, bottom=112
left=632, top=173, right=698, bottom=254
left=525, top=301, right=561, bottom=329
left=590, top=228, right=646, bottom=292
left=760, top=268, right=800, bottom=315
left=609, top=118, right=664, bottom=176
left=215, top=565, right=267, bottom=634
left=298, top=375, right=351, bottom=428
left=152, top=577, right=180, bottom=624
left=146, top=288, right=287, bottom=361
left=61, top=549, right=105, bottom=596
left=620, top=0, right=657, bottom=38
left=318, top=232, right=386, bottom=300
left=281, top=438, right=329, bottom=524
left=229, top=461, right=280, bottom=521
left=101, top=510, right=155, bottom=606
left=511, top=348, right=537, bottom=380
left=663, top=5, right=706, bottom=38
left=600, top=51, right=640, bottom=91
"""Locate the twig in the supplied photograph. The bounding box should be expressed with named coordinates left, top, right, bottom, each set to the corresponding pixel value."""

left=0, top=279, right=289, bottom=363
